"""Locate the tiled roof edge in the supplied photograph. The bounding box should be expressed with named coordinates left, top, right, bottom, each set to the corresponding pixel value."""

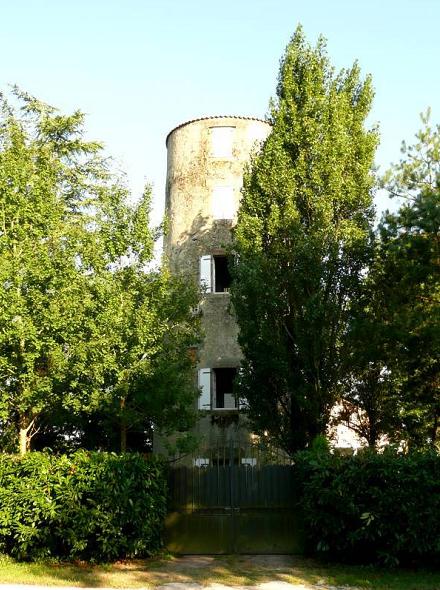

left=166, top=115, right=271, bottom=146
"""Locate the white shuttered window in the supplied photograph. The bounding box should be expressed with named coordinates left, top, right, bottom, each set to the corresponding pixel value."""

left=200, top=255, right=232, bottom=294
left=212, top=185, right=235, bottom=220
left=198, top=368, right=212, bottom=410
left=210, top=127, right=235, bottom=158
left=199, top=255, right=212, bottom=292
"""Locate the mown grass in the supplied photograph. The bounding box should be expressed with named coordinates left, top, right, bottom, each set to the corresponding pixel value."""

left=0, top=554, right=439, bottom=589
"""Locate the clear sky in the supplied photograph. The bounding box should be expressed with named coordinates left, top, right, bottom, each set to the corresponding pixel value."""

left=1, top=0, right=439, bottom=225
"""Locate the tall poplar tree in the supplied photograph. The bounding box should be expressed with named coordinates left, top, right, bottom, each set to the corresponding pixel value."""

left=231, top=26, right=378, bottom=454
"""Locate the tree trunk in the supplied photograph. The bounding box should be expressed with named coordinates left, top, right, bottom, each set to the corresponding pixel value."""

left=367, top=427, right=378, bottom=449
left=367, top=413, right=378, bottom=449
left=120, top=396, right=127, bottom=453
left=431, top=412, right=439, bottom=447
left=120, top=420, right=127, bottom=453
left=18, top=414, right=32, bottom=455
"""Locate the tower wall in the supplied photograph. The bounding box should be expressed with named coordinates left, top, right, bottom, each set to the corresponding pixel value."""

left=163, top=116, right=271, bottom=453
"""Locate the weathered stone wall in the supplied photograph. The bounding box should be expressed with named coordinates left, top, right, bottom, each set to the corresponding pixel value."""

left=162, top=116, right=271, bottom=456
left=165, top=116, right=271, bottom=274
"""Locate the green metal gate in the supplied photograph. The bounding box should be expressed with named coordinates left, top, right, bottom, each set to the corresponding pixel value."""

left=165, top=448, right=304, bottom=554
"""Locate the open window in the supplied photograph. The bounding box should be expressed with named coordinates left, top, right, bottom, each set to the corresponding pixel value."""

left=213, top=367, right=237, bottom=409
left=213, top=255, right=231, bottom=292
left=197, top=367, right=238, bottom=410
left=200, top=254, right=232, bottom=293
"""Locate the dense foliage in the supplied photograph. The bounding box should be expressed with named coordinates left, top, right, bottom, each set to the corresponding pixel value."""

left=0, top=88, right=201, bottom=454
left=339, top=112, right=439, bottom=449
left=0, top=451, right=167, bottom=561
left=295, top=448, right=440, bottom=566
left=231, top=26, right=378, bottom=453
left=379, top=112, right=439, bottom=447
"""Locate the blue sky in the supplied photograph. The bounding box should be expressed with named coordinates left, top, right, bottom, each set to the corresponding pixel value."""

left=1, top=0, right=439, bottom=224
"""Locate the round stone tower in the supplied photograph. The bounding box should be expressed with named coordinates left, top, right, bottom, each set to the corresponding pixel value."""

left=164, top=116, right=271, bottom=454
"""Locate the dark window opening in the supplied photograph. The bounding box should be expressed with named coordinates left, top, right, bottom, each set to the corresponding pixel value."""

left=214, top=255, right=232, bottom=292
left=213, top=367, right=237, bottom=409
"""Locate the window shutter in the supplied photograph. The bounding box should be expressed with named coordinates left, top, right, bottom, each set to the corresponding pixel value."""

left=198, top=368, right=211, bottom=410
left=241, top=457, right=257, bottom=467
left=238, top=397, right=248, bottom=410
left=212, top=186, right=235, bottom=220
left=210, top=127, right=235, bottom=158
left=200, top=255, right=212, bottom=292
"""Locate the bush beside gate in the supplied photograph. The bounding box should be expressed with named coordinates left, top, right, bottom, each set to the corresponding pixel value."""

left=0, top=451, right=167, bottom=561
left=1, top=447, right=439, bottom=566
left=295, top=448, right=440, bottom=566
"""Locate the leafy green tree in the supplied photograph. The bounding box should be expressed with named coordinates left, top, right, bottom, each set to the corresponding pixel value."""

left=378, top=111, right=439, bottom=447
left=88, top=266, right=200, bottom=453
left=339, top=111, right=439, bottom=450
left=336, top=264, right=402, bottom=448
left=231, top=26, right=378, bottom=454
left=0, top=88, right=120, bottom=454
left=0, top=88, right=201, bottom=454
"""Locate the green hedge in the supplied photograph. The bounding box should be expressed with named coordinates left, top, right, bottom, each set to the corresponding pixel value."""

left=0, top=451, right=167, bottom=561
left=295, top=449, right=440, bottom=566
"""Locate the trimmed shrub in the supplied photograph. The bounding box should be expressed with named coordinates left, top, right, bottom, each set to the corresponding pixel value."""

left=0, top=451, right=166, bottom=561
left=295, top=448, right=440, bottom=566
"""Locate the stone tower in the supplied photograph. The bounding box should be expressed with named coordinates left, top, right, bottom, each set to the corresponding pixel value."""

left=163, top=116, right=271, bottom=456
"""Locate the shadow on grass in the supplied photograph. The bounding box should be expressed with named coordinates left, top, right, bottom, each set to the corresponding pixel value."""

left=1, top=554, right=440, bottom=590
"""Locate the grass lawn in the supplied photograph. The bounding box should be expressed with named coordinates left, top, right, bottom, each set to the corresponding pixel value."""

left=0, top=554, right=439, bottom=590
